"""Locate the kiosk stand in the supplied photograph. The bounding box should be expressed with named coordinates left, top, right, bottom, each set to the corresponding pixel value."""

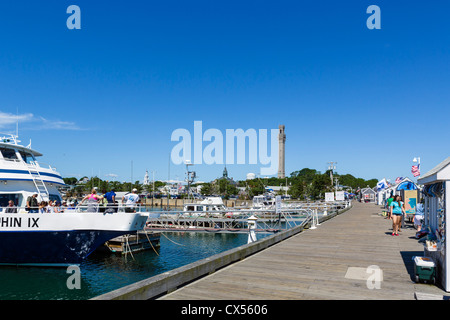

left=418, top=157, right=450, bottom=291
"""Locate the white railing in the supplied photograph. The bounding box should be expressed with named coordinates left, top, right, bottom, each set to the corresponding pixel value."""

left=0, top=133, right=20, bottom=145
left=33, top=161, right=58, bottom=172
left=146, top=208, right=309, bottom=232
left=0, top=204, right=146, bottom=214
left=145, top=200, right=352, bottom=233
left=0, top=158, right=58, bottom=173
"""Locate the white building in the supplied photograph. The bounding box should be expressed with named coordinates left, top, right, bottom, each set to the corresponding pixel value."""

left=159, top=183, right=184, bottom=196
left=143, top=170, right=150, bottom=186
left=418, top=157, right=450, bottom=291
left=360, top=187, right=376, bottom=203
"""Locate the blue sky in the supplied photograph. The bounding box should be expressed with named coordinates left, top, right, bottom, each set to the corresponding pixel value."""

left=0, top=1, right=449, bottom=184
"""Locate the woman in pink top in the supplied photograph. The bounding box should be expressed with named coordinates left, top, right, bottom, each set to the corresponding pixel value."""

left=80, top=189, right=103, bottom=212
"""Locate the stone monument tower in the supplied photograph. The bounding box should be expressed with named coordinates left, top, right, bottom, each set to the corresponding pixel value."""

left=278, top=125, right=286, bottom=178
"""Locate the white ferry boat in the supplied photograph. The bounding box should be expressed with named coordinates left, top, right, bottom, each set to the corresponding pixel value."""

left=0, top=133, right=148, bottom=266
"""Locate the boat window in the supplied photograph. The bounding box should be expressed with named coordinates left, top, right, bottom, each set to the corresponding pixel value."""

left=196, top=206, right=204, bottom=211
left=19, top=151, right=36, bottom=164
left=49, top=194, right=61, bottom=203
left=0, top=148, right=18, bottom=160
left=186, top=205, right=195, bottom=211
left=0, top=194, right=20, bottom=208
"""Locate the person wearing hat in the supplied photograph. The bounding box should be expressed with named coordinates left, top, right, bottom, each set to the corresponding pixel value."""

left=66, top=201, right=76, bottom=211
left=122, top=188, right=140, bottom=213
left=26, top=193, right=39, bottom=213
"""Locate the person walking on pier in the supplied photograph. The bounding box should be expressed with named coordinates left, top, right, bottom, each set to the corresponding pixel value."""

left=414, top=200, right=424, bottom=231
left=390, top=195, right=406, bottom=236
left=385, top=193, right=394, bottom=219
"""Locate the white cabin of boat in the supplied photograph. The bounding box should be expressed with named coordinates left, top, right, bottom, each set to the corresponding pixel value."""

left=183, top=196, right=227, bottom=212
left=0, top=133, right=64, bottom=210
left=252, top=195, right=275, bottom=208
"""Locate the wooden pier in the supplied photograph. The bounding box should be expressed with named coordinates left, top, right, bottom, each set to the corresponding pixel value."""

left=93, top=202, right=449, bottom=300
left=159, top=201, right=446, bottom=300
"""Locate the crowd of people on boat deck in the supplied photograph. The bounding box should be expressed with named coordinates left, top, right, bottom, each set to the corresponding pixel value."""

left=0, top=187, right=141, bottom=213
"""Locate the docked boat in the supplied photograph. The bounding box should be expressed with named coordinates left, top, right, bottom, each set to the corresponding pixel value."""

left=0, top=133, right=148, bottom=266
left=252, top=195, right=276, bottom=210
left=182, top=196, right=245, bottom=218
left=183, top=196, right=227, bottom=215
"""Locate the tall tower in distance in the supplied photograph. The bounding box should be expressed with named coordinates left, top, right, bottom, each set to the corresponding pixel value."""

left=278, top=125, right=286, bottom=179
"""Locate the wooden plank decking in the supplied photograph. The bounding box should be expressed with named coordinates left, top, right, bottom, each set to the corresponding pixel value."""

left=159, top=201, right=447, bottom=300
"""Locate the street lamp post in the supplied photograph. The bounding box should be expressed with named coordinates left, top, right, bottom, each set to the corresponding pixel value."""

left=327, top=161, right=337, bottom=185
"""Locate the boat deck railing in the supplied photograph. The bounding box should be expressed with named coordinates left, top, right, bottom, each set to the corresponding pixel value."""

left=0, top=158, right=58, bottom=172
left=0, top=133, right=20, bottom=145
left=0, top=204, right=147, bottom=214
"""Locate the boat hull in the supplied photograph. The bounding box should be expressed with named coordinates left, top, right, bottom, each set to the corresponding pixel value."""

left=0, top=230, right=126, bottom=266
left=0, top=212, right=148, bottom=266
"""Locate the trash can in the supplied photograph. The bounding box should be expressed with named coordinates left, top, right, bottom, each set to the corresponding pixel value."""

left=414, top=256, right=436, bottom=284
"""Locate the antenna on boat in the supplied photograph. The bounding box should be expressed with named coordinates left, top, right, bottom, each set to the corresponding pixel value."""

left=16, top=107, right=19, bottom=138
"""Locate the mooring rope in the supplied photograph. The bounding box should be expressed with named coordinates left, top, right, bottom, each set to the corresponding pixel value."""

left=144, top=231, right=160, bottom=256
left=161, top=232, right=185, bottom=246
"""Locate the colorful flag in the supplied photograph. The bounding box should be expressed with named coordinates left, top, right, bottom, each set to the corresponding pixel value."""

left=376, top=178, right=388, bottom=191
left=412, top=164, right=420, bottom=177
left=395, top=177, right=404, bottom=184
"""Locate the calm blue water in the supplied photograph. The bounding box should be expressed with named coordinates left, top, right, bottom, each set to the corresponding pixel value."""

left=0, top=203, right=307, bottom=301
left=0, top=231, right=272, bottom=300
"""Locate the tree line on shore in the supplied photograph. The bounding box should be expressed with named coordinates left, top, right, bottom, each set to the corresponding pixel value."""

left=63, top=168, right=377, bottom=201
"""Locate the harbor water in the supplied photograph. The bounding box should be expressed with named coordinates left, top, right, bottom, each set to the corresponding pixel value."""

left=0, top=231, right=275, bottom=300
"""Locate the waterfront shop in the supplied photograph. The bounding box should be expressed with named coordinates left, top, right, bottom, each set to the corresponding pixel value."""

left=376, top=177, right=419, bottom=210
left=396, top=178, right=419, bottom=216
left=418, top=157, right=450, bottom=291
left=360, top=187, right=376, bottom=203
left=377, top=186, right=393, bottom=206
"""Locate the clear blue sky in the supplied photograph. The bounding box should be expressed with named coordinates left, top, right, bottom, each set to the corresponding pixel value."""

left=0, top=0, right=449, bottom=184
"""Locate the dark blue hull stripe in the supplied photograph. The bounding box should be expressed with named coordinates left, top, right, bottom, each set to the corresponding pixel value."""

left=0, top=230, right=127, bottom=265
left=0, top=168, right=62, bottom=179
